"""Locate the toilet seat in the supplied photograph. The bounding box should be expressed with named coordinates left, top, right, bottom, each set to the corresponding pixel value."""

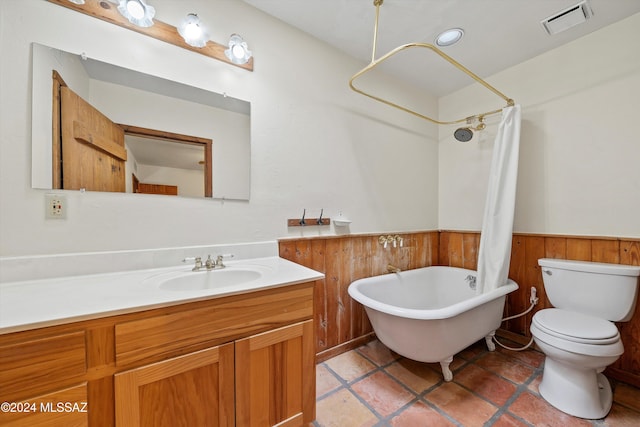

left=532, top=309, right=620, bottom=345
left=531, top=309, right=624, bottom=358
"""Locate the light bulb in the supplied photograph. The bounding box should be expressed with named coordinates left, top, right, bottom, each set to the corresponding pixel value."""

left=231, top=44, right=245, bottom=59
left=225, top=34, right=252, bottom=64
left=184, top=22, right=202, bottom=39
left=126, top=0, right=145, bottom=19
left=117, top=0, right=154, bottom=27
left=178, top=14, right=209, bottom=48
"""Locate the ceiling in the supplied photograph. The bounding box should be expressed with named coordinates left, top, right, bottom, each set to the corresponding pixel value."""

left=243, top=0, right=640, bottom=97
left=82, top=57, right=250, bottom=115
left=126, top=135, right=205, bottom=171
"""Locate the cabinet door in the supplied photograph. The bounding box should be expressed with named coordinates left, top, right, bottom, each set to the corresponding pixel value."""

left=114, top=343, right=234, bottom=427
left=236, top=320, right=315, bottom=427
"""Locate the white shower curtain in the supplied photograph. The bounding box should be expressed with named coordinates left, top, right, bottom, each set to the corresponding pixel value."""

left=476, top=105, right=521, bottom=294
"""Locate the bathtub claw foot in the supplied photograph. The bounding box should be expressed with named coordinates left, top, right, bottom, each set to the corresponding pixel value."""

left=485, top=331, right=496, bottom=352
left=440, top=356, right=454, bottom=382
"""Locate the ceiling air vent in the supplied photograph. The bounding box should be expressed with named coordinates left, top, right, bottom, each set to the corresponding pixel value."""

left=541, top=0, right=593, bottom=35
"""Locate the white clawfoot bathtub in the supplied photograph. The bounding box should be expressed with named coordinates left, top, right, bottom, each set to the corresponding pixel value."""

left=348, top=266, right=518, bottom=381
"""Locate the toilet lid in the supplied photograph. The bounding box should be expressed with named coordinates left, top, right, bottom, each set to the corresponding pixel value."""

left=532, top=309, right=620, bottom=345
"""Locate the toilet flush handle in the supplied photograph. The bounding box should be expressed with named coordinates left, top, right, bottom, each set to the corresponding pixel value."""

left=542, top=269, right=552, bottom=276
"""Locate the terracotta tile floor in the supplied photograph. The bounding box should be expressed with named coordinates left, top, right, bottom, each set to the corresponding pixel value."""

left=315, top=339, right=640, bottom=427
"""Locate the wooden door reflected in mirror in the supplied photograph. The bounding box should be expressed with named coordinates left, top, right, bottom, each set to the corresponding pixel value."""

left=53, top=73, right=212, bottom=197
left=59, top=85, right=127, bottom=192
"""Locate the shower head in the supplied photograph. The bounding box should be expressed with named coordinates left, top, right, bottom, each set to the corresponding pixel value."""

left=454, top=127, right=473, bottom=142
left=454, top=115, right=485, bottom=142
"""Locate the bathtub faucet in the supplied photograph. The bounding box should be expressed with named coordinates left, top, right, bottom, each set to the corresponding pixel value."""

left=387, top=264, right=401, bottom=273
left=378, top=235, right=404, bottom=249
left=465, top=275, right=477, bottom=290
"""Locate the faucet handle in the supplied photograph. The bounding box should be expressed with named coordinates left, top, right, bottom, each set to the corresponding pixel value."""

left=215, top=254, right=234, bottom=268
left=183, top=256, right=203, bottom=271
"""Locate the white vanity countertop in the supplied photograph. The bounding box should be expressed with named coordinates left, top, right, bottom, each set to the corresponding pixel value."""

left=0, top=256, right=324, bottom=335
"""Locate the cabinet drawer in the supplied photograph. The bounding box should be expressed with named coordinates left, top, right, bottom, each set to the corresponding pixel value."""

left=0, top=331, right=86, bottom=399
left=0, top=383, right=88, bottom=427
left=115, top=284, right=313, bottom=366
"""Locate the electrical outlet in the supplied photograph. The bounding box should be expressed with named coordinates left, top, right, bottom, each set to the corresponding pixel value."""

left=45, top=194, right=67, bottom=219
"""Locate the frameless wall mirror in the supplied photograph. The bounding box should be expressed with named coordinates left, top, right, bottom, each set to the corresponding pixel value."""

left=32, top=43, right=251, bottom=200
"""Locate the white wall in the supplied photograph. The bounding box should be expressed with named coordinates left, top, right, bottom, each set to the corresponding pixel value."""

left=0, top=0, right=439, bottom=256
left=439, top=13, right=640, bottom=238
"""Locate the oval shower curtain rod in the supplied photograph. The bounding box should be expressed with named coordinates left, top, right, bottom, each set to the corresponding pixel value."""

left=349, top=0, right=515, bottom=126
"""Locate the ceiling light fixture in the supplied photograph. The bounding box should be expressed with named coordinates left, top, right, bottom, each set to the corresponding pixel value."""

left=117, top=0, right=155, bottom=28
left=435, top=28, right=464, bottom=47
left=178, top=13, right=210, bottom=48
left=225, top=34, right=252, bottom=65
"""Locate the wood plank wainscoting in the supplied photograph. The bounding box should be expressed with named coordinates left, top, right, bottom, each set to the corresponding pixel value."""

left=278, top=231, right=640, bottom=387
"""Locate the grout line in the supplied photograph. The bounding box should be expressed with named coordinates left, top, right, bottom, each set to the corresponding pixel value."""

left=374, top=397, right=422, bottom=426
left=354, top=346, right=472, bottom=426
left=413, top=393, right=467, bottom=427
left=316, top=342, right=640, bottom=427
left=318, top=360, right=390, bottom=421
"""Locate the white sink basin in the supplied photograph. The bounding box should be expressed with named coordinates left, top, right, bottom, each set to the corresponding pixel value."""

left=159, top=268, right=262, bottom=291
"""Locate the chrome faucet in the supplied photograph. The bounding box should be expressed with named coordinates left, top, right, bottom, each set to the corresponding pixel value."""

left=184, top=254, right=234, bottom=271
left=205, top=255, right=216, bottom=270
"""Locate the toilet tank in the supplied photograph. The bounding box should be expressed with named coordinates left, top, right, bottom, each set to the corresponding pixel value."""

left=538, top=258, right=640, bottom=322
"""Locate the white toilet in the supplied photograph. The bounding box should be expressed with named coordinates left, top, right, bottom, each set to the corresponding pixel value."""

left=530, top=258, right=640, bottom=419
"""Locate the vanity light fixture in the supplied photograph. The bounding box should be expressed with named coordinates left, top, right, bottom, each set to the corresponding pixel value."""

left=435, top=28, right=464, bottom=47
left=47, top=0, right=253, bottom=71
left=178, top=13, right=210, bottom=48
left=225, top=34, right=252, bottom=65
left=117, top=0, right=155, bottom=28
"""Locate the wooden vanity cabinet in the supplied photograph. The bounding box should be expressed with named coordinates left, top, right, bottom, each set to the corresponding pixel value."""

left=0, top=282, right=316, bottom=427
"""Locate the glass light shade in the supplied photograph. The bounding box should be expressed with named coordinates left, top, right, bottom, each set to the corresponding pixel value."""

left=224, top=34, right=252, bottom=65
left=117, top=0, right=155, bottom=27
left=127, top=1, right=144, bottom=19
left=178, top=13, right=210, bottom=48
left=68, top=0, right=86, bottom=4
left=435, top=28, right=464, bottom=47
